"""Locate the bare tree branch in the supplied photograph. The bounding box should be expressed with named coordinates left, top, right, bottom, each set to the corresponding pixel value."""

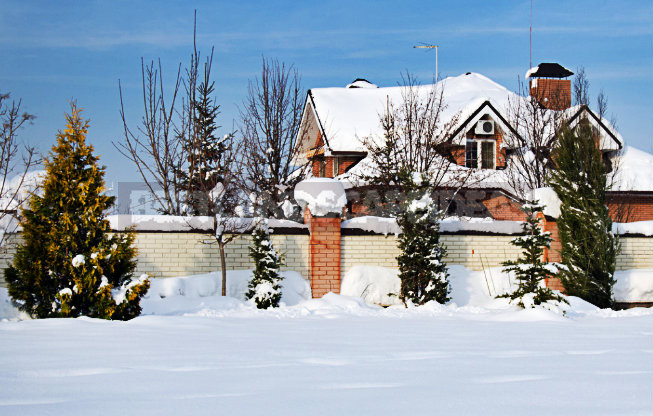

left=0, top=93, right=38, bottom=247
left=240, top=56, right=307, bottom=219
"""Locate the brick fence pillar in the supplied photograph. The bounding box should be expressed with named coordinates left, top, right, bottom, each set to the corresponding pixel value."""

left=295, top=178, right=347, bottom=298
left=540, top=213, right=565, bottom=292
left=304, top=208, right=342, bottom=298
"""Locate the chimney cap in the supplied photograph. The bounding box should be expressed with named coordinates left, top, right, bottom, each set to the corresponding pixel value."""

left=526, top=63, right=574, bottom=79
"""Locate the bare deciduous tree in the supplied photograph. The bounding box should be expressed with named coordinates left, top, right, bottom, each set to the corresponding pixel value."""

left=503, top=79, right=566, bottom=198
left=240, top=57, right=307, bottom=219
left=0, top=93, right=37, bottom=246
left=362, top=74, right=474, bottom=212
left=208, top=133, right=248, bottom=296
left=116, top=13, right=251, bottom=295
left=117, top=59, right=185, bottom=214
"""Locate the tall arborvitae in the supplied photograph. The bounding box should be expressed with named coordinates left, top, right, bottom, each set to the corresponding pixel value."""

left=549, top=120, right=617, bottom=308
left=5, top=104, right=149, bottom=319
left=499, top=202, right=566, bottom=308
left=246, top=226, right=284, bottom=309
left=396, top=170, right=450, bottom=305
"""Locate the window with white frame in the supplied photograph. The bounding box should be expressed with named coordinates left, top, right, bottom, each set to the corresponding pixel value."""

left=465, top=140, right=496, bottom=169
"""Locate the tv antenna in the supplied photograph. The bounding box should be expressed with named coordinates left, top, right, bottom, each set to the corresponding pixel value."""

left=414, top=44, right=439, bottom=82
left=530, top=0, right=533, bottom=68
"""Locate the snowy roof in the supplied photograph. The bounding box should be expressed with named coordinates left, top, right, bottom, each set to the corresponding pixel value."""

left=307, top=73, right=518, bottom=153
left=610, top=146, right=653, bottom=192
left=303, top=72, right=621, bottom=154
left=563, top=105, right=623, bottom=151
left=0, top=170, right=45, bottom=211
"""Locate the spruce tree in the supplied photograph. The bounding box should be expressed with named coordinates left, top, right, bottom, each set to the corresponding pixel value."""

left=5, top=104, right=149, bottom=319
left=396, top=170, right=450, bottom=305
left=181, top=73, right=227, bottom=215
left=549, top=120, right=617, bottom=308
left=246, top=226, right=284, bottom=308
left=499, top=202, right=566, bottom=308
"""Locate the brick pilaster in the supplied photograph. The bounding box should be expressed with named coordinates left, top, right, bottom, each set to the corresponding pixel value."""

left=305, top=207, right=342, bottom=298
left=540, top=214, right=565, bottom=292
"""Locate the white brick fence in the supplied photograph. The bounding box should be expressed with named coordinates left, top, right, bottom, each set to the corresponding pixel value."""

left=0, top=225, right=650, bottom=287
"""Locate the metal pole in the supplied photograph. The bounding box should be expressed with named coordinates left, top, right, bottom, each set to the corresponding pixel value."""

left=436, top=46, right=439, bottom=83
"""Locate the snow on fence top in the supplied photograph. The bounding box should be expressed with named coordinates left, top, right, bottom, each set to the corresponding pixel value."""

left=610, top=146, right=653, bottom=192
left=294, top=178, right=347, bottom=216
left=107, top=215, right=307, bottom=233
left=341, top=216, right=524, bottom=235
left=104, top=215, right=652, bottom=236
left=612, top=221, right=653, bottom=237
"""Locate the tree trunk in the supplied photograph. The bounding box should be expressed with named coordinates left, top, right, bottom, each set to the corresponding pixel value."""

left=219, top=241, right=227, bottom=296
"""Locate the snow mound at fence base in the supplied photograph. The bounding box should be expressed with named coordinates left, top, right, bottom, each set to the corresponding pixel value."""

left=341, top=265, right=653, bottom=313
left=2, top=266, right=653, bottom=322
left=614, top=269, right=653, bottom=302
left=141, top=270, right=311, bottom=316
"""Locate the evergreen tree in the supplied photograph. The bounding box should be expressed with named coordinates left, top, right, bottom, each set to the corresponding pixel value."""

left=549, top=120, right=617, bottom=308
left=181, top=66, right=227, bottom=216
left=396, top=170, right=450, bottom=305
left=5, top=104, right=149, bottom=319
left=246, top=226, right=284, bottom=308
left=499, top=202, right=566, bottom=308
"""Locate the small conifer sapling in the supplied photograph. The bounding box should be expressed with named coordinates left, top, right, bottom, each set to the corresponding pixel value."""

left=246, top=225, right=284, bottom=308
left=396, top=171, right=450, bottom=306
left=499, top=202, right=566, bottom=308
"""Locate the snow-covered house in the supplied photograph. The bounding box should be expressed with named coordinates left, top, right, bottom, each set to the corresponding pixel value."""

left=295, top=63, right=652, bottom=222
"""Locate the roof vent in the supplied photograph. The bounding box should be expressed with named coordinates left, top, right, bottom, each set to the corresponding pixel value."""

left=346, top=78, right=378, bottom=89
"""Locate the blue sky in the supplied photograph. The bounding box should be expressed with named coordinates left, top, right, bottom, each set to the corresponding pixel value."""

left=1, top=0, right=651, bottom=186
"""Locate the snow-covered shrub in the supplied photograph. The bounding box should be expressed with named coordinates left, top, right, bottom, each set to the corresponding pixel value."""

left=498, top=202, right=566, bottom=308
left=5, top=104, right=149, bottom=320
left=246, top=226, right=284, bottom=308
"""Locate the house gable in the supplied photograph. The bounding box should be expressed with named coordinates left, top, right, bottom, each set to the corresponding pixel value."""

left=449, top=101, right=514, bottom=170
left=295, top=93, right=329, bottom=165
left=565, top=105, right=623, bottom=151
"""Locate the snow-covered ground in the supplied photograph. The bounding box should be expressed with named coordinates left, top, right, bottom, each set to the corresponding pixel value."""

left=1, top=267, right=652, bottom=415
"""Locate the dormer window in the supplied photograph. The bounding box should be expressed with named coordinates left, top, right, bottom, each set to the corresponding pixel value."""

left=466, top=140, right=496, bottom=169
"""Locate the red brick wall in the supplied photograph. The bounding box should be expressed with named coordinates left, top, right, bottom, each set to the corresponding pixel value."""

left=337, top=156, right=361, bottom=176
left=311, top=159, right=321, bottom=177
left=541, top=218, right=564, bottom=291
left=306, top=213, right=341, bottom=298
left=314, top=131, right=324, bottom=148
left=482, top=194, right=526, bottom=221
left=530, top=78, right=571, bottom=111
left=607, top=194, right=653, bottom=222
left=324, top=157, right=334, bottom=178
left=311, top=156, right=362, bottom=178
left=311, top=156, right=334, bottom=178
left=452, top=146, right=465, bottom=166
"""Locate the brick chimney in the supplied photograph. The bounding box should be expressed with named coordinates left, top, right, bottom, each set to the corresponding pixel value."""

left=527, top=63, right=574, bottom=111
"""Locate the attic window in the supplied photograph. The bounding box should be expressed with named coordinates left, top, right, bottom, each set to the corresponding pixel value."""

left=466, top=140, right=496, bottom=169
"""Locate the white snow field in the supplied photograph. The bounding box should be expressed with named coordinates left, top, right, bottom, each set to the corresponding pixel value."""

left=1, top=267, right=652, bottom=416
